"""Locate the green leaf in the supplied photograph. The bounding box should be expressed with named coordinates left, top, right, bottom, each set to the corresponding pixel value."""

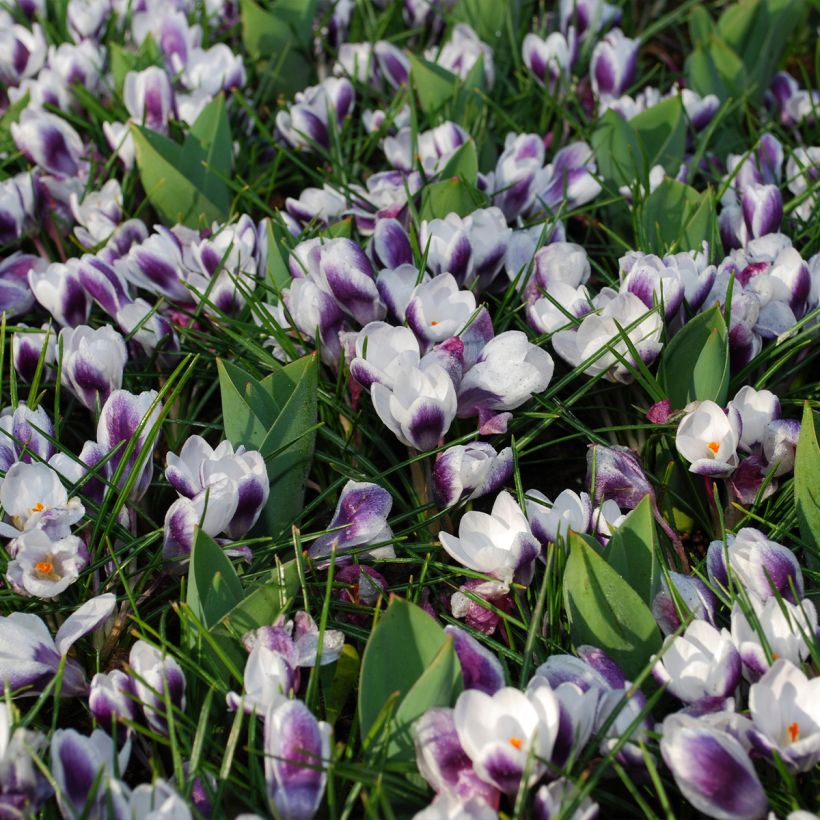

left=591, top=110, right=643, bottom=188
left=187, top=531, right=245, bottom=630
left=438, top=140, right=478, bottom=185
left=640, top=179, right=716, bottom=254
left=419, top=178, right=488, bottom=220
left=795, top=403, right=820, bottom=566
left=658, top=306, right=730, bottom=409
left=629, top=96, right=687, bottom=176
left=216, top=359, right=273, bottom=447
left=605, top=496, right=660, bottom=608
left=563, top=533, right=661, bottom=680
left=265, top=217, right=296, bottom=291
left=684, top=37, right=747, bottom=102
left=240, top=0, right=313, bottom=97
left=322, top=644, right=360, bottom=725
left=689, top=6, right=715, bottom=47
left=358, top=597, right=462, bottom=759
left=408, top=54, right=459, bottom=114
left=451, top=0, right=519, bottom=46
left=187, top=94, right=232, bottom=180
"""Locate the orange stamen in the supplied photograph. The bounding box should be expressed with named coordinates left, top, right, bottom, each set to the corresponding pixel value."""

left=431, top=320, right=439, bottom=326
left=31, top=502, right=45, bottom=512
left=707, top=441, right=720, bottom=454
left=787, top=722, right=799, bottom=743
left=508, top=737, right=523, bottom=750
left=35, top=561, right=54, bottom=575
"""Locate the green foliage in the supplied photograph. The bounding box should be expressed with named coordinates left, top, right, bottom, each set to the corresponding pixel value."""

left=795, top=403, right=820, bottom=565
left=658, top=306, right=730, bottom=409
left=639, top=179, right=716, bottom=254
left=419, top=177, right=488, bottom=220
left=132, top=94, right=233, bottom=227
left=563, top=533, right=662, bottom=680
left=187, top=531, right=245, bottom=630
left=358, top=597, right=462, bottom=760
left=217, top=354, right=319, bottom=538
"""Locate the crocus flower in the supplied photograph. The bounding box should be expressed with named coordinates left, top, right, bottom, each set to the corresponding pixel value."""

left=428, top=24, right=494, bottom=88
left=453, top=686, right=561, bottom=794
left=762, top=419, right=800, bottom=476
left=587, top=445, right=653, bottom=510
left=308, top=480, right=394, bottom=562
left=450, top=579, right=514, bottom=636
left=0, top=594, right=115, bottom=698
left=123, top=66, right=175, bottom=133
left=439, top=491, right=540, bottom=586
left=59, top=324, right=128, bottom=411
left=522, top=32, right=574, bottom=91
left=129, top=779, right=191, bottom=819
left=0, top=402, right=56, bottom=470
left=6, top=529, right=88, bottom=598
left=618, top=252, right=685, bottom=320
left=731, top=597, right=818, bottom=680
left=11, top=108, right=87, bottom=178
left=0, top=175, right=37, bottom=246
left=276, top=77, right=354, bottom=151
left=89, top=670, right=138, bottom=734
left=371, top=360, right=457, bottom=451
left=533, top=777, right=599, bottom=820
left=51, top=727, right=130, bottom=819
left=727, top=386, right=780, bottom=452
left=0, top=22, right=47, bottom=83
left=128, top=641, right=186, bottom=736
left=445, top=625, right=504, bottom=696
left=406, top=274, right=478, bottom=351
left=28, top=259, right=91, bottom=328
left=660, top=713, right=768, bottom=820
left=491, top=133, right=546, bottom=220
left=532, top=142, right=602, bottom=215
left=413, top=708, right=500, bottom=806
left=264, top=698, right=332, bottom=820
left=526, top=489, right=592, bottom=546
left=590, top=28, right=638, bottom=98
left=652, top=620, right=741, bottom=705
left=552, top=291, right=663, bottom=382
left=432, top=442, right=513, bottom=508
left=0, top=703, right=51, bottom=816
left=651, top=571, right=717, bottom=636
left=675, top=401, right=741, bottom=477
left=741, top=184, right=783, bottom=240
left=13, top=324, right=56, bottom=383
left=349, top=322, right=420, bottom=390
left=66, top=0, right=111, bottom=41
left=383, top=123, right=468, bottom=175
left=559, top=0, right=621, bottom=38
left=413, top=792, right=498, bottom=820
left=748, top=659, right=820, bottom=772
left=706, top=528, right=803, bottom=603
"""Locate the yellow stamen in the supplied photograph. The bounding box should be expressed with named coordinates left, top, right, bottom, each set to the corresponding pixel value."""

left=787, top=722, right=799, bottom=743
left=707, top=441, right=720, bottom=454
left=31, top=502, right=45, bottom=512
left=431, top=320, right=439, bottom=326
left=35, top=561, right=54, bottom=575
left=508, top=736, right=523, bottom=750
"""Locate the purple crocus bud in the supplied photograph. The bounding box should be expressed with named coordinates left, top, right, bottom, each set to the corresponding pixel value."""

left=457, top=331, right=554, bottom=418
left=652, top=620, right=741, bottom=704
left=89, top=671, right=137, bottom=734
left=317, top=238, right=385, bottom=325
left=413, top=708, right=501, bottom=806
left=533, top=141, right=602, bottom=214
left=762, top=418, right=800, bottom=477
left=264, top=698, right=331, bottom=820
left=492, top=133, right=546, bottom=221
left=586, top=445, right=653, bottom=509
left=432, top=442, right=513, bottom=508
left=0, top=702, right=51, bottom=816
left=374, top=40, right=409, bottom=88
left=333, top=564, right=388, bottom=625
left=430, top=23, right=495, bottom=89
left=123, top=66, right=175, bottom=133
left=0, top=22, right=47, bottom=84
left=445, top=625, right=504, bottom=695
left=115, top=226, right=194, bottom=304
left=66, top=0, right=111, bottom=42
left=309, top=480, right=394, bottom=562
left=29, top=259, right=91, bottom=327
left=741, top=183, right=783, bottom=239
left=590, top=28, right=638, bottom=98
left=522, top=32, right=574, bottom=91
left=619, top=252, right=685, bottom=320
left=651, top=571, right=717, bottom=636
left=370, top=218, right=413, bottom=270
left=97, top=389, right=162, bottom=501
left=11, top=109, right=86, bottom=178
left=59, top=325, right=128, bottom=411
left=560, top=0, right=621, bottom=38
left=0, top=174, right=37, bottom=246
left=533, top=777, right=598, bottom=820
left=9, top=402, right=56, bottom=464
left=419, top=215, right=472, bottom=285
left=50, top=728, right=130, bottom=819
left=77, top=255, right=132, bottom=317
left=13, top=324, right=56, bottom=383
left=0, top=594, right=115, bottom=698
left=706, top=528, right=803, bottom=603
left=661, top=714, right=768, bottom=820
left=526, top=489, right=593, bottom=546
left=129, top=640, right=186, bottom=736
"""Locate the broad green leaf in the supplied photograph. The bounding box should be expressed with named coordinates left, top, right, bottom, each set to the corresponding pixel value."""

left=605, top=496, right=660, bottom=608
left=685, top=37, right=747, bottom=102
left=451, top=0, right=519, bottom=46
left=689, top=6, right=715, bottom=46
left=438, top=140, right=479, bottom=185
left=322, top=644, right=360, bottom=725
left=187, top=531, right=245, bottom=630
left=591, top=110, right=643, bottom=188
left=389, top=637, right=461, bottom=760
left=630, top=96, right=687, bottom=176
left=408, top=54, right=458, bottom=114
left=265, top=217, right=295, bottom=291
left=323, top=217, right=354, bottom=239
left=419, top=178, right=488, bottom=220
left=359, top=598, right=462, bottom=750
left=131, top=126, right=230, bottom=227
left=795, top=403, right=820, bottom=566
left=640, top=179, right=716, bottom=254
left=240, top=0, right=312, bottom=97
left=563, top=533, right=661, bottom=680
left=216, top=359, right=274, bottom=447
left=187, top=94, right=232, bottom=180
left=658, top=306, right=729, bottom=409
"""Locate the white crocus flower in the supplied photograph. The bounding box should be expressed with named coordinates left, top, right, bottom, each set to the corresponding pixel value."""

left=6, top=529, right=87, bottom=598
left=727, top=385, right=780, bottom=451
left=675, top=400, right=741, bottom=477
left=526, top=489, right=592, bottom=546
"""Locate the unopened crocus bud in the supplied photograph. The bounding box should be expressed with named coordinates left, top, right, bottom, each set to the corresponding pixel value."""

left=651, top=571, right=717, bottom=636
left=444, top=625, right=504, bottom=696
left=523, top=32, right=573, bottom=91
left=432, top=442, right=513, bottom=508
left=533, top=778, right=599, bottom=820
left=590, top=28, right=638, bottom=98
left=333, top=564, right=387, bottom=626
left=264, top=698, right=331, bottom=820
left=123, top=66, right=175, bottom=133
left=762, top=418, right=800, bottom=476
left=59, top=324, right=128, bottom=410
left=89, top=670, right=137, bottom=733
left=13, top=325, right=56, bottom=382
left=741, top=183, right=783, bottom=239
left=586, top=445, right=653, bottom=509
left=28, top=259, right=91, bottom=327
left=11, top=109, right=87, bottom=178
left=451, top=579, right=514, bottom=636
left=370, top=218, right=413, bottom=270
left=0, top=174, right=37, bottom=246
left=129, top=640, right=186, bottom=736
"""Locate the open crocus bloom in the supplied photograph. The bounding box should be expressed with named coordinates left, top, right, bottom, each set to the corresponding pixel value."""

left=675, top=400, right=741, bottom=477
